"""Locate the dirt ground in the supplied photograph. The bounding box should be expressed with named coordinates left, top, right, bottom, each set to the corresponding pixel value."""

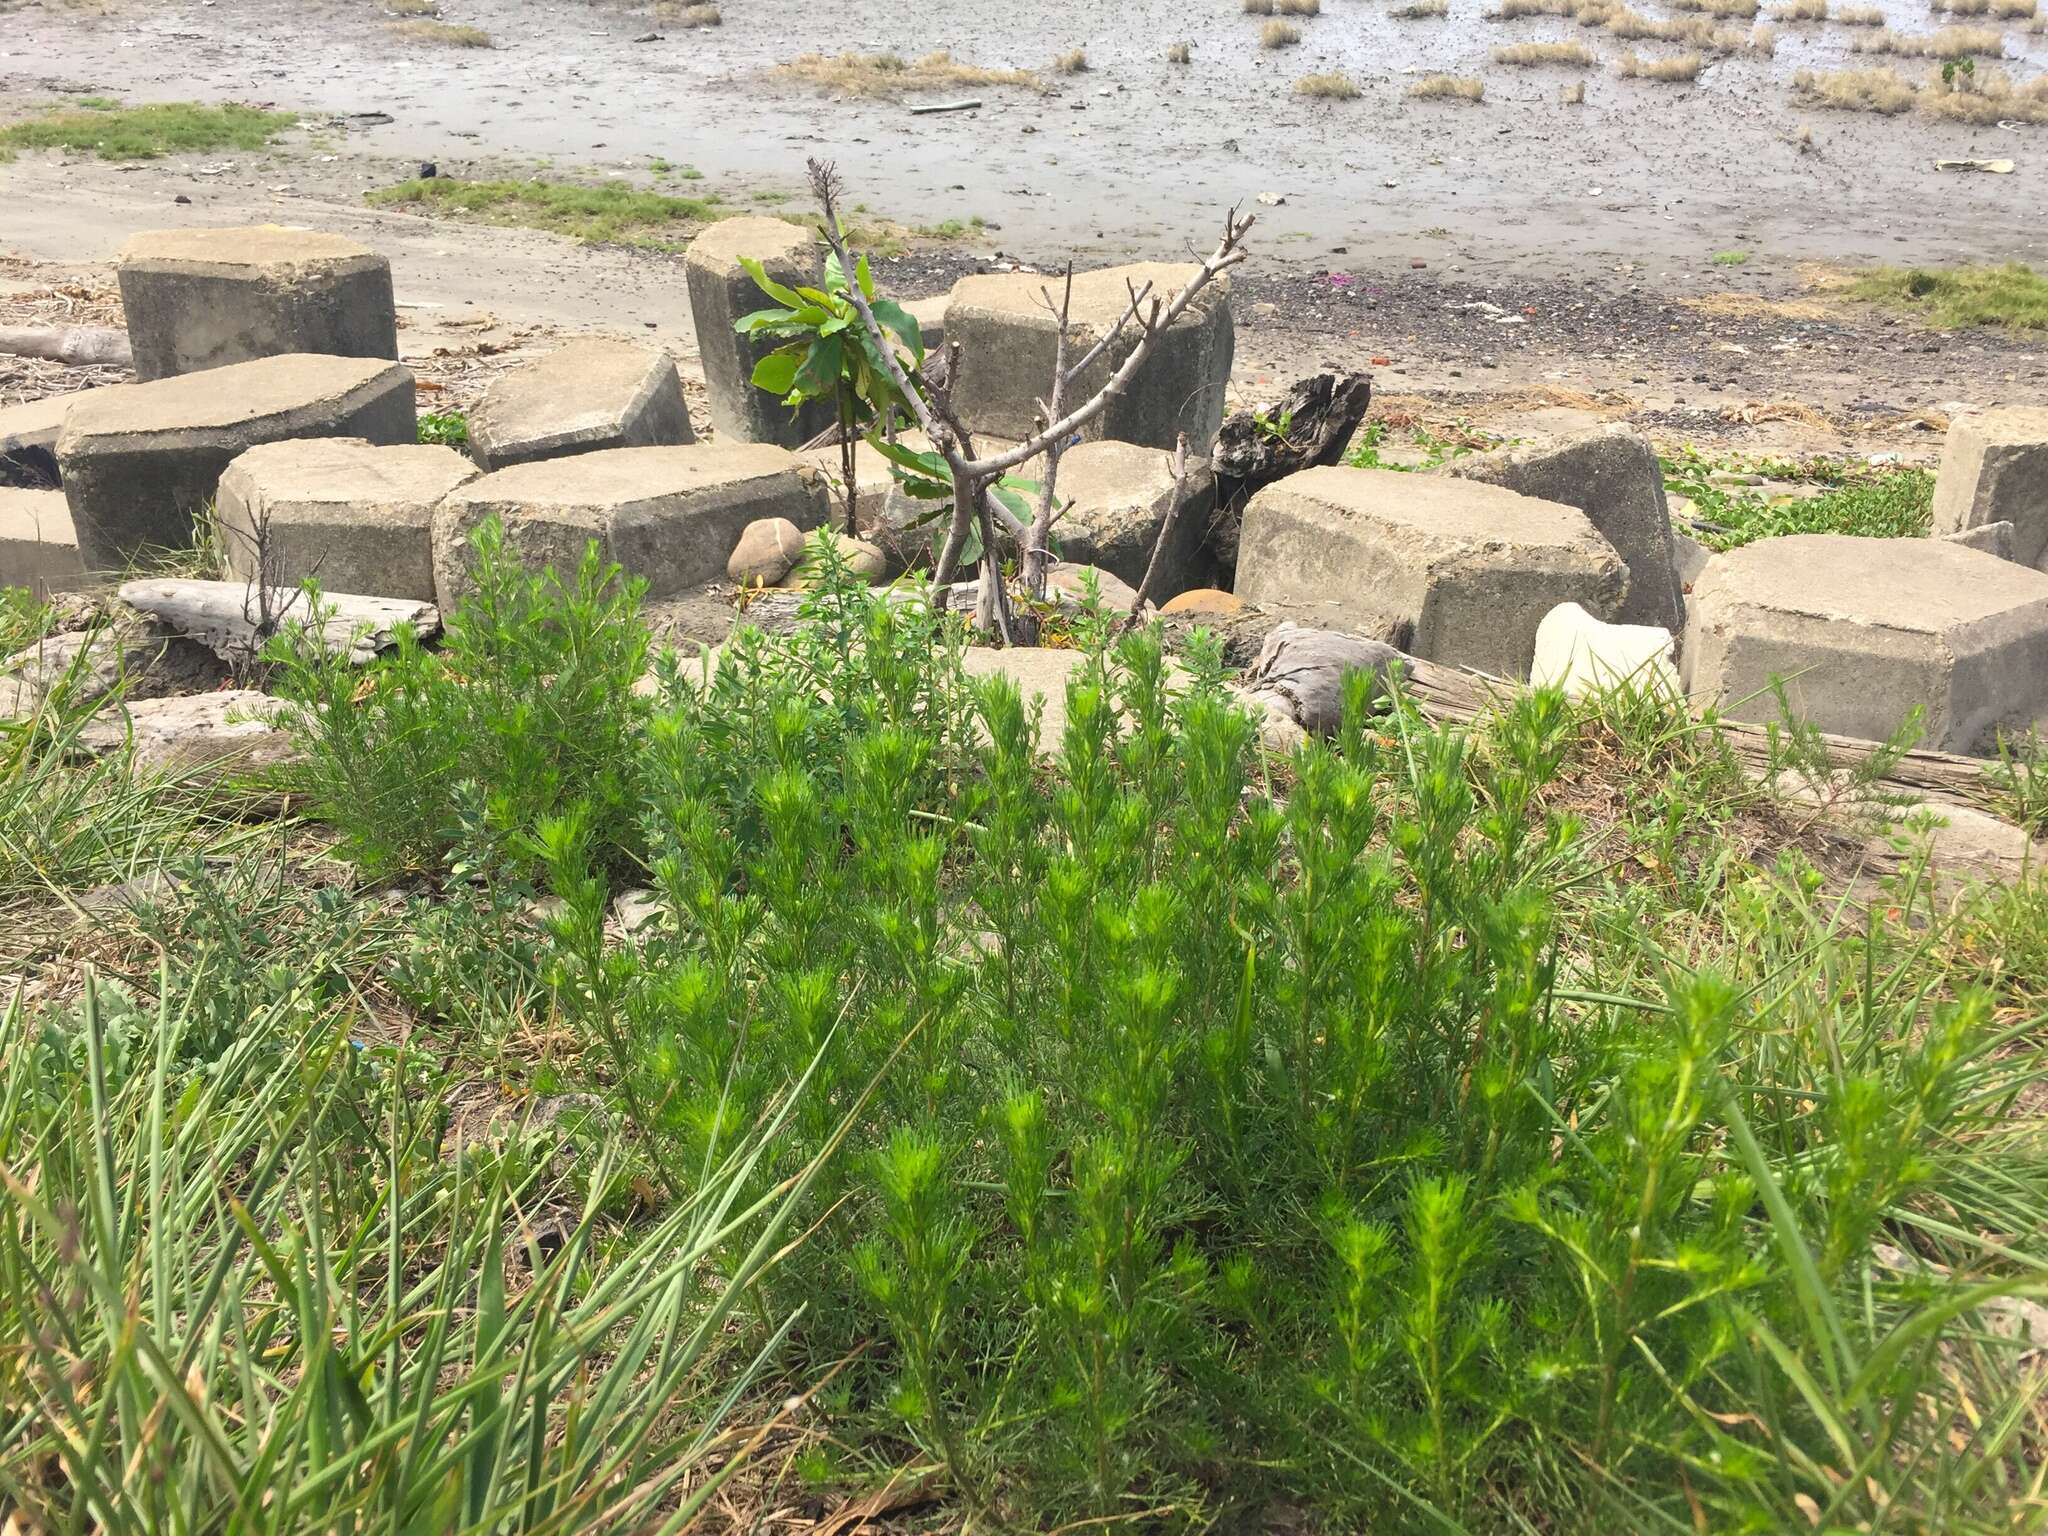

left=4, top=0, right=2048, bottom=459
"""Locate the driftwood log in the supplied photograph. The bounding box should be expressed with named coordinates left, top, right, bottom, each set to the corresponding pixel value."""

left=1209, top=371, right=1373, bottom=571
left=0, top=325, right=133, bottom=369
left=117, top=579, right=439, bottom=666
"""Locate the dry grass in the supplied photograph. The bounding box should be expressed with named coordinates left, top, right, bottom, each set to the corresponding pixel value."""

left=1409, top=72, right=1487, bottom=96
left=1295, top=69, right=1362, bottom=94
left=1393, top=0, right=1451, bottom=14
left=1934, top=0, right=2036, bottom=16
left=1619, top=47, right=1704, bottom=75
left=1835, top=3, right=1886, bottom=18
left=777, top=50, right=1040, bottom=97
left=1563, top=77, right=1588, bottom=98
left=1792, top=63, right=1919, bottom=109
left=1488, top=0, right=1581, bottom=16
left=1261, top=17, right=1303, bottom=43
left=1671, top=0, right=1759, bottom=16
left=1494, top=39, right=1598, bottom=60
left=1770, top=0, right=1828, bottom=20
left=1242, top=0, right=1275, bottom=11
left=1053, top=47, right=1088, bottom=72
left=384, top=0, right=437, bottom=15
left=652, top=0, right=721, bottom=21
left=1853, top=23, right=2004, bottom=52
left=1166, top=40, right=1192, bottom=61
left=1924, top=65, right=2048, bottom=119
left=387, top=17, right=490, bottom=44
left=1277, top=0, right=1323, bottom=12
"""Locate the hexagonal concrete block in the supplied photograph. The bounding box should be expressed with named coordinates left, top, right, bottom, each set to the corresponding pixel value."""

left=1682, top=534, right=2048, bottom=753
left=470, top=337, right=693, bottom=471
left=117, top=225, right=398, bottom=381
left=1235, top=465, right=1629, bottom=678
left=0, top=488, right=83, bottom=599
left=1052, top=439, right=1216, bottom=596
left=57, top=354, right=417, bottom=571
left=1445, top=426, right=1683, bottom=630
left=943, top=262, right=1234, bottom=451
left=682, top=217, right=833, bottom=446
left=432, top=442, right=820, bottom=608
left=1932, top=408, right=2048, bottom=571
left=215, top=437, right=479, bottom=602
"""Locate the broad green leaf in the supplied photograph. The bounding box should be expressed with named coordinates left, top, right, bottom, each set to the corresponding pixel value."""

left=856, top=252, right=875, bottom=301
left=750, top=349, right=802, bottom=396
left=869, top=299, right=926, bottom=367
left=731, top=306, right=798, bottom=336
left=738, top=255, right=804, bottom=309
left=790, top=334, right=845, bottom=400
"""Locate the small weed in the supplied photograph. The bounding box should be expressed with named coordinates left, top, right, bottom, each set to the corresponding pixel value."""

left=1053, top=47, right=1089, bottom=72
left=1494, top=40, right=1597, bottom=61
left=0, top=101, right=292, bottom=160
left=1845, top=263, right=2048, bottom=328
left=1671, top=0, right=1758, bottom=15
left=1243, top=0, right=1276, bottom=11
left=1836, top=2, right=1886, bottom=18
left=366, top=175, right=725, bottom=249
left=915, top=215, right=988, bottom=238
left=654, top=1, right=722, bottom=23
left=1296, top=70, right=1363, bottom=95
left=1277, top=0, right=1324, bottom=12
left=387, top=18, right=492, bottom=44
left=1711, top=248, right=1750, bottom=265
left=1663, top=448, right=1936, bottom=548
left=1409, top=72, right=1487, bottom=97
left=1262, top=18, right=1304, bottom=44
left=1488, top=0, right=1580, bottom=16
left=1771, top=0, right=1828, bottom=19
left=1987, top=730, right=2048, bottom=834
left=1563, top=77, right=1588, bottom=98
left=418, top=410, right=470, bottom=448
left=1393, top=0, right=1450, bottom=15
left=384, top=0, right=437, bottom=13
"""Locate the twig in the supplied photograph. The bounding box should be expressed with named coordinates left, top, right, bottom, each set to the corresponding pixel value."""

left=1128, top=432, right=1192, bottom=621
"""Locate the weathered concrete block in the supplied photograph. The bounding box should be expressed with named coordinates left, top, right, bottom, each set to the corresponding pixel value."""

left=944, top=262, right=1234, bottom=451
left=433, top=442, right=818, bottom=608
left=0, top=393, right=79, bottom=489
left=1052, top=439, right=1216, bottom=596
left=1682, top=533, right=2048, bottom=753
left=1530, top=600, right=1678, bottom=699
left=1446, top=426, right=1683, bottom=630
left=117, top=226, right=398, bottom=381
left=1235, top=465, right=1628, bottom=678
left=1939, top=520, right=2017, bottom=562
left=471, top=338, right=693, bottom=471
left=0, top=488, right=83, bottom=599
left=1933, top=409, right=2048, bottom=570
left=215, top=437, right=477, bottom=602
left=682, top=217, right=832, bottom=446
left=57, top=355, right=417, bottom=571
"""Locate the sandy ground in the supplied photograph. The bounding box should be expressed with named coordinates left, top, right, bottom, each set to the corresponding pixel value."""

left=4, top=0, right=2048, bottom=458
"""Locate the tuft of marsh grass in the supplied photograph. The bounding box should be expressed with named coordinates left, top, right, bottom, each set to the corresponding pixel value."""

left=365, top=174, right=725, bottom=248
left=1771, top=0, right=1829, bottom=20
left=1854, top=22, right=2005, bottom=52
left=1393, top=0, right=1451, bottom=15
left=1487, top=0, right=1581, bottom=16
left=1564, top=76, right=1588, bottom=97
left=1277, top=0, right=1324, bottom=11
left=1167, top=39, right=1193, bottom=61
left=0, top=101, right=292, bottom=160
left=1793, top=62, right=1920, bottom=107
left=387, top=17, right=492, bottom=44
left=1262, top=17, right=1304, bottom=43
left=1494, top=39, right=1597, bottom=61
left=1671, top=0, right=1759, bottom=16
left=1923, top=65, right=2048, bottom=120
left=1835, top=3, right=1886, bottom=18
left=1712, top=248, right=1750, bottom=264
left=1619, top=46, right=1705, bottom=74
left=1243, top=0, right=1276, bottom=11
left=1409, top=71, right=1487, bottom=96
left=384, top=0, right=437, bottom=13
left=1934, top=0, right=2037, bottom=17
left=653, top=0, right=723, bottom=20
left=776, top=49, right=1041, bottom=96
left=1052, top=47, right=1089, bottom=72
left=1846, top=262, right=2048, bottom=327
left=1296, top=69, right=1362, bottom=94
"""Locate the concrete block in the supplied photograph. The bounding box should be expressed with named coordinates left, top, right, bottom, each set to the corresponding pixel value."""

left=682, top=217, right=832, bottom=446
left=470, top=337, right=692, bottom=471
left=433, top=442, right=818, bottom=608
left=0, top=393, right=80, bottom=490
left=1051, top=439, right=1216, bottom=596
left=1235, top=465, right=1629, bottom=678
left=1446, top=426, right=1683, bottom=630
left=215, top=437, right=477, bottom=602
left=57, top=355, right=417, bottom=571
left=1530, top=601, right=1678, bottom=699
left=1682, top=533, right=2048, bottom=753
left=1938, top=519, right=2017, bottom=563
left=943, top=262, right=1234, bottom=451
left=117, top=225, right=397, bottom=381
left=0, top=488, right=84, bottom=599
left=1933, top=408, right=2048, bottom=570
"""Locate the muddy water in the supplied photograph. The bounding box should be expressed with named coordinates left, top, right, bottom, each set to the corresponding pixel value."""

left=3, top=0, right=2047, bottom=276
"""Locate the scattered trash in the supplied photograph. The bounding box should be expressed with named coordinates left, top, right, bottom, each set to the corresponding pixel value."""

left=909, top=99, right=983, bottom=114
left=195, top=162, right=233, bottom=175
left=1934, top=158, right=2013, bottom=174
left=1257, top=192, right=1287, bottom=205
left=418, top=161, right=438, bottom=178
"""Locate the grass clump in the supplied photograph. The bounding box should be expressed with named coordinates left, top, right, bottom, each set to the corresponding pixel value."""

left=1563, top=76, right=1588, bottom=97
left=653, top=0, right=722, bottom=21
left=384, top=0, right=437, bottom=13
left=1855, top=22, right=2005, bottom=52
left=777, top=49, right=1040, bottom=96
left=1772, top=0, right=1829, bottom=20
left=1937, top=0, right=2037, bottom=16
left=0, top=101, right=291, bottom=160
left=1488, top=0, right=1582, bottom=16
left=1845, top=262, right=2048, bottom=328
left=1924, top=65, right=2048, bottom=121
left=1277, top=0, right=1324, bottom=11
left=1409, top=72, right=1487, bottom=96
left=1262, top=17, right=1304, bottom=44
left=1052, top=47, right=1089, bottom=72
left=1672, top=0, right=1759, bottom=15
left=1712, top=247, right=1750, bottom=264
left=1494, top=39, right=1597, bottom=61
left=365, top=174, right=724, bottom=249
left=1296, top=69, right=1363, bottom=94
left=1243, top=0, right=1276, bottom=11
left=1665, top=449, right=1936, bottom=546
left=1394, top=0, right=1451, bottom=16
left=1793, top=63, right=1919, bottom=110
left=387, top=17, right=492, bottom=44
left=1167, top=39, right=1193, bottom=60
left=1836, top=2, right=1886, bottom=18
left=1620, top=47, right=1704, bottom=74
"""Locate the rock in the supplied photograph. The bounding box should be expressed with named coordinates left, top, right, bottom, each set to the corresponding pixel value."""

left=1050, top=439, right=1216, bottom=596
left=215, top=437, right=476, bottom=602
left=1529, top=601, right=1678, bottom=699
left=801, top=430, right=933, bottom=554
left=728, top=515, right=807, bottom=585
left=1235, top=466, right=1628, bottom=679
left=943, top=262, right=1234, bottom=451
left=116, top=225, right=398, bottom=381
left=804, top=530, right=887, bottom=584
left=902, top=295, right=947, bottom=352
left=433, top=442, right=818, bottom=607
left=57, top=354, right=417, bottom=571
left=1, top=624, right=163, bottom=718
left=1683, top=534, right=2048, bottom=753
left=469, top=337, right=692, bottom=471
left=1240, top=621, right=1405, bottom=736
left=76, top=689, right=298, bottom=781
left=682, top=217, right=832, bottom=446
left=1444, top=426, right=1683, bottom=631
left=1671, top=531, right=1713, bottom=590
left=1160, top=587, right=1244, bottom=617
left=1933, top=408, right=2048, bottom=571
left=1938, top=519, right=2017, bottom=563
left=0, top=488, right=83, bottom=599
left=609, top=886, right=666, bottom=939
